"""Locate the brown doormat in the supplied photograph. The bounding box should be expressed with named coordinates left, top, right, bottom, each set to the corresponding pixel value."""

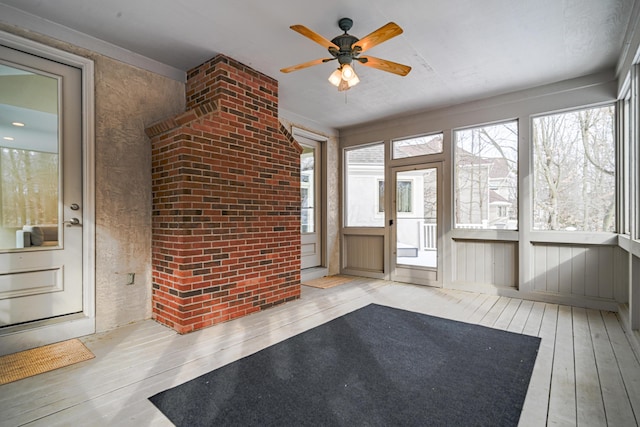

left=302, top=275, right=355, bottom=289
left=0, top=338, right=94, bottom=385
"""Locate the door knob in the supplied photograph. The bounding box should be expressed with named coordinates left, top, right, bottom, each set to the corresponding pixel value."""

left=63, top=218, right=81, bottom=226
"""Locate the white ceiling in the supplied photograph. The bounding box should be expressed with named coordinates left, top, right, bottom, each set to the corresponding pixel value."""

left=0, top=0, right=636, bottom=130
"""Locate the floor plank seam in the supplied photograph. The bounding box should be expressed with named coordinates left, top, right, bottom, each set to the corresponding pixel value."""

left=587, top=309, right=607, bottom=426
left=504, top=299, right=524, bottom=331
left=544, top=304, right=559, bottom=426
left=570, top=308, right=582, bottom=426
left=603, top=312, right=640, bottom=426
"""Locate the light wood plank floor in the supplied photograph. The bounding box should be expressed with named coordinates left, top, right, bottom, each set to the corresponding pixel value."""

left=1, top=279, right=639, bottom=426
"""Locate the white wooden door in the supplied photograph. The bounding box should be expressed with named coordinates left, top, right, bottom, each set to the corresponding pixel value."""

left=299, top=137, right=322, bottom=269
left=0, top=45, right=83, bottom=326
left=390, top=163, right=442, bottom=286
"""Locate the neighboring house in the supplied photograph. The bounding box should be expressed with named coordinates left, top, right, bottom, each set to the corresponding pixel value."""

left=488, top=157, right=517, bottom=229
left=456, top=149, right=517, bottom=229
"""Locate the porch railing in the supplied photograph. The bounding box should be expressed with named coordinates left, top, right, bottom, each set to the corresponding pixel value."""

left=421, top=222, right=437, bottom=251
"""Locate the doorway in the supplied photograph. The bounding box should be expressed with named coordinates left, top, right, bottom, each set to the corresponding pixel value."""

left=300, top=141, right=321, bottom=269
left=0, top=32, right=95, bottom=355
left=390, top=163, right=442, bottom=286
left=295, top=129, right=328, bottom=281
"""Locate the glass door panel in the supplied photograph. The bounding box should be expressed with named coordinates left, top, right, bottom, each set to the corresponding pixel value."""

left=300, top=138, right=322, bottom=269
left=301, top=146, right=315, bottom=234
left=391, top=163, right=441, bottom=286
left=395, top=168, right=437, bottom=268
left=0, top=63, right=59, bottom=250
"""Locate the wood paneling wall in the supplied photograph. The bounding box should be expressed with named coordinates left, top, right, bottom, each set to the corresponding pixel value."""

left=452, top=240, right=518, bottom=287
left=532, top=244, right=622, bottom=299
left=614, top=246, right=630, bottom=303
left=343, top=235, right=384, bottom=273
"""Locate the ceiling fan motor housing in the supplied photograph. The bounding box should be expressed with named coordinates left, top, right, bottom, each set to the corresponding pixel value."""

left=331, top=18, right=359, bottom=65
left=330, top=34, right=359, bottom=65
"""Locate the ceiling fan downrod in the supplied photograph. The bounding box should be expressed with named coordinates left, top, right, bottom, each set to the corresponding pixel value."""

left=330, top=17, right=359, bottom=65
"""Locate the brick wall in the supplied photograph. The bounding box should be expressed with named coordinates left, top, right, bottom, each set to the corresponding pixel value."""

left=146, top=54, right=301, bottom=334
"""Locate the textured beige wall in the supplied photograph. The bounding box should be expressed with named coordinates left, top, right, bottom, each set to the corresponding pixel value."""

left=280, top=117, right=340, bottom=275
left=93, top=56, right=184, bottom=331
left=1, top=24, right=185, bottom=331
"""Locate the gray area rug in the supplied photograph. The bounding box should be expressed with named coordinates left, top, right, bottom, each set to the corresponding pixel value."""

left=150, top=303, right=540, bottom=426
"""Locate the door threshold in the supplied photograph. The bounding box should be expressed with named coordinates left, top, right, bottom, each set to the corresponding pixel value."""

left=301, top=267, right=328, bottom=282
left=0, top=313, right=94, bottom=356
left=0, top=312, right=85, bottom=334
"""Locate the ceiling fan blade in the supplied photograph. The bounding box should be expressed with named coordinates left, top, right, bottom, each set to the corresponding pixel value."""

left=280, top=58, right=332, bottom=73
left=359, top=56, right=412, bottom=76
left=354, top=22, right=403, bottom=53
left=290, top=25, right=340, bottom=50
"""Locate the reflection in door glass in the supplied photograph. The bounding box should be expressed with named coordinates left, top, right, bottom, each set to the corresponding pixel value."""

left=345, top=143, right=385, bottom=227
left=0, top=64, right=59, bottom=249
left=301, top=146, right=315, bottom=233
left=396, top=168, right=437, bottom=268
left=392, top=133, right=443, bottom=159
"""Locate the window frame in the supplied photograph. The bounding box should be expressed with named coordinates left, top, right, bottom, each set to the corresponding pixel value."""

left=530, top=103, right=617, bottom=234
left=391, top=132, right=444, bottom=160
left=453, top=119, right=519, bottom=231
left=618, top=91, right=631, bottom=236
left=343, top=142, right=386, bottom=228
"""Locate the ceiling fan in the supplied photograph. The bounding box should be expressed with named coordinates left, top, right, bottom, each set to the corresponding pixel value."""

left=280, top=17, right=411, bottom=91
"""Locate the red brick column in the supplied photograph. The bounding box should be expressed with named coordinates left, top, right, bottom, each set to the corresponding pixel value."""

left=146, top=55, right=301, bottom=333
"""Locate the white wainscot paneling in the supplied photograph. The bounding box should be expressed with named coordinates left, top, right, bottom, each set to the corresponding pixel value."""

left=344, top=235, right=384, bottom=273
left=532, top=244, right=615, bottom=300
left=453, top=240, right=518, bottom=287
left=614, top=246, right=630, bottom=303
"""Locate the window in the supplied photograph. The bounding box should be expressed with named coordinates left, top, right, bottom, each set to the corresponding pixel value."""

left=532, top=105, right=615, bottom=232
left=454, top=121, right=518, bottom=230
left=397, top=180, right=413, bottom=213
left=392, top=133, right=443, bottom=159
left=300, top=146, right=315, bottom=233
left=345, top=143, right=385, bottom=227
left=620, top=94, right=631, bottom=235
left=378, top=180, right=413, bottom=213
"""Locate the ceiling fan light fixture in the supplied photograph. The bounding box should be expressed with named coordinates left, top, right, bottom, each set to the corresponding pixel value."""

left=328, top=68, right=342, bottom=86
left=347, top=73, right=360, bottom=87
left=328, top=64, right=360, bottom=91
left=341, top=64, right=356, bottom=81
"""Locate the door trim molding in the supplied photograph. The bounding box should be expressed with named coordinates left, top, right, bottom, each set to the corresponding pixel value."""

left=0, top=30, right=96, bottom=355
left=293, top=127, right=328, bottom=274
left=390, top=162, right=444, bottom=287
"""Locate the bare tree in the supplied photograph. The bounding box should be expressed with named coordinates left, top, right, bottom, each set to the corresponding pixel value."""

left=533, top=106, right=615, bottom=231
left=455, top=121, right=518, bottom=229
left=2, top=149, right=58, bottom=227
